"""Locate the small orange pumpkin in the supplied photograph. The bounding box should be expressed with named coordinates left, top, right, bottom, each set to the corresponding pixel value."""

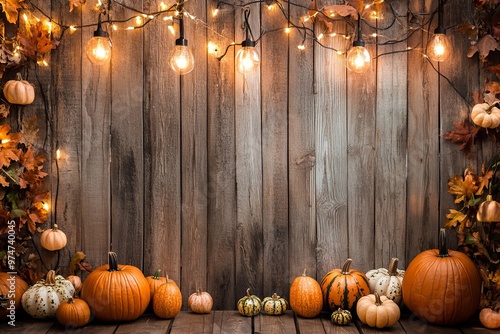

left=40, top=224, right=67, bottom=251
left=55, top=297, right=91, bottom=328
left=476, top=194, right=500, bottom=222
left=321, top=258, right=370, bottom=311
left=479, top=307, right=500, bottom=329
left=66, top=275, right=82, bottom=295
left=153, top=276, right=182, bottom=319
left=289, top=268, right=323, bottom=318
left=356, top=292, right=400, bottom=328
left=146, top=269, right=167, bottom=308
left=0, top=272, right=29, bottom=319
left=3, top=73, right=35, bottom=105
left=188, top=289, right=213, bottom=314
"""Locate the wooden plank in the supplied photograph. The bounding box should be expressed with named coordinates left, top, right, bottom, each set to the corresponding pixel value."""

left=206, top=0, right=237, bottom=310
left=346, top=14, right=377, bottom=273
left=398, top=313, right=462, bottom=334
left=47, top=321, right=118, bottom=334
left=142, top=0, right=181, bottom=281
left=314, top=8, right=349, bottom=277
left=79, top=0, right=112, bottom=272
left=321, top=317, right=361, bottom=334
left=356, top=319, right=406, bottom=333
left=115, top=313, right=172, bottom=334
left=2, top=318, right=54, bottom=333
left=405, top=0, right=440, bottom=267
left=234, top=1, right=264, bottom=298
left=260, top=2, right=290, bottom=299
left=180, top=0, right=208, bottom=309
left=254, top=311, right=296, bottom=334
left=373, top=0, right=408, bottom=269
left=212, top=310, right=253, bottom=333
left=169, top=311, right=214, bottom=333
left=295, top=314, right=327, bottom=334
left=288, top=0, right=317, bottom=286
left=109, top=0, right=144, bottom=268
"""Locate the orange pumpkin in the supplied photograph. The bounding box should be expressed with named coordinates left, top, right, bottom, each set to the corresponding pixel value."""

left=321, top=258, right=370, bottom=311
left=80, top=252, right=150, bottom=322
left=153, top=276, right=182, bottom=319
left=145, top=269, right=167, bottom=308
left=188, top=289, right=213, bottom=314
left=40, top=224, right=67, bottom=251
left=402, top=228, right=482, bottom=325
left=289, top=268, right=323, bottom=318
left=476, top=194, right=500, bottom=222
left=0, top=272, right=29, bottom=319
left=55, top=297, right=91, bottom=328
left=66, top=275, right=82, bottom=295
left=479, top=307, right=500, bottom=329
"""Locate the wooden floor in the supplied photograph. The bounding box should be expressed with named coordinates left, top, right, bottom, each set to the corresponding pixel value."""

left=2, top=310, right=497, bottom=333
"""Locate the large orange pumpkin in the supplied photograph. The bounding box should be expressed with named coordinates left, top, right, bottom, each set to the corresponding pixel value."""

left=153, top=276, right=182, bottom=319
left=402, top=228, right=482, bottom=326
left=289, top=269, right=323, bottom=318
left=80, top=252, right=150, bottom=322
left=321, top=258, right=370, bottom=311
left=0, top=272, right=28, bottom=319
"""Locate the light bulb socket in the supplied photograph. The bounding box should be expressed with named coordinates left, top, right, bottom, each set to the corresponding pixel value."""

left=94, top=21, right=108, bottom=38
left=434, top=26, right=446, bottom=35
left=175, top=37, right=188, bottom=46
left=241, top=39, right=256, bottom=48
left=353, top=39, right=365, bottom=47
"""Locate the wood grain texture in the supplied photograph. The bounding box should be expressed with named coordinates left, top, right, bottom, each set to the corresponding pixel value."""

left=373, top=0, right=408, bottom=269
left=206, top=0, right=237, bottom=310
left=288, top=0, right=317, bottom=284
left=234, top=1, right=264, bottom=299
left=261, top=2, right=290, bottom=299
left=142, top=0, right=181, bottom=281
left=406, top=0, right=441, bottom=265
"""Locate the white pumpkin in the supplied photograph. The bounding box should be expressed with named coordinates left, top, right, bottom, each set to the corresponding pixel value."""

left=365, top=257, right=405, bottom=305
left=22, top=270, right=75, bottom=319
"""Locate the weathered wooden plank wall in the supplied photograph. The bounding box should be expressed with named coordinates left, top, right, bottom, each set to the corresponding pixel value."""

left=18, top=0, right=496, bottom=310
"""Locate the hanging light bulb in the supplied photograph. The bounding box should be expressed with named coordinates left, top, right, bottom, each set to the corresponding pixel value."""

left=427, top=0, right=450, bottom=62
left=346, top=14, right=371, bottom=73
left=86, top=17, right=112, bottom=65
left=168, top=4, right=194, bottom=75
left=236, top=39, right=260, bottom=74
left=235, top=9, right=260, bottom=74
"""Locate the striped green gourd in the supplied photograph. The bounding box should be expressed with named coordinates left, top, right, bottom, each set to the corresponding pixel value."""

left=237, top=288, right=261, bottom=316
left=331, top=308, right=352, bottom=325
left=262, top=293, right=288, bottom=315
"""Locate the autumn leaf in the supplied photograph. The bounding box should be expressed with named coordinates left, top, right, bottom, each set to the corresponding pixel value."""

left=476, top=167, right=493, bottom=195
left=444, top=209, right=469, bottom=229
left=323, top=5, right=359, bottom=18
left=456, top=23, right=479, bottom=40
left=20, top=115, right=39, bottom=146
left=468, top=34, right=500, bottom=61
left=0, top=104, right=10, bottom=118
left=0, top=124, right=21, bottom=167
left=0, top=0, right=24, bottom=24
left=442, top=119, right=481, bottom=158
left=69, top=0, right=86, bottom=12
left=18, top=21, right=59, bottom=61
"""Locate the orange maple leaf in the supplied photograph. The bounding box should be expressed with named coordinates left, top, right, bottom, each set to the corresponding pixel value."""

left=0, top=123, right=21, bottom=167
left=18, top=21, right=59, bottom=61
left=444, top=209, right=469, bottom=230
left=0, top=0, right=24, bottom=24
left=69, top=0, right=86, bottom=12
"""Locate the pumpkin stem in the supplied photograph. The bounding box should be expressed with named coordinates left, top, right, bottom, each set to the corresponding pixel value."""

left=153, top=269, right=161, bottom=279
left=67, top=297, right=75, bottom=304
left=15, top=72, right=22, bottom=81
left=302, top=268, right=307, bottom=276
left=246, top=288, right=251, bottom=297
left=388, top=258, right=399, bottom=276
left=438, top=228, right=450, bottom=258
left=196, top=289, right=202, bottom=295
left=107, top=251, right=120, bottom=271
left=341, top=258, right=353, bottom=274
left=52, top=224, right=60, bottom=231
left=374, top=292, right=382, bottom=306
left=272, top=293, right=279, bottom=300
left=45, top=270, right=56, bottom=285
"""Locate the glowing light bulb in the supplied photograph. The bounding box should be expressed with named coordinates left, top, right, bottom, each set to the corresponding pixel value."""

left=86, top=22, right=111, bottom=65
left=427, top=32, right=451, bottom=62
left=284, top=27, right=291, bottom=34
left=56, top=149, right=61, bottom=160
left=346, top=45, right=371, bottom=73
left=42, top=202, right=50, bottom=211
left=235, top=42, right=260, bottom=74
left=212, top=8, right=219, bottom=17
left=169, top=39, right=195, bottom=75
left=207, top=41, right=219, bottom=55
